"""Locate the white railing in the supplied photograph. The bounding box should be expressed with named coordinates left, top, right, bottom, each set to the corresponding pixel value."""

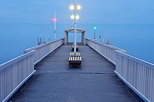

left=0, top=38, right=64, bottom=102
left=86, top=38, right=154, bottom=102
left=115, top=51, right=154, bottom=102
left=24, top=38, right=64, bottom=64
left=86, top=38, right=126, bottom=65
left=0, top=51, right=36, bottom=102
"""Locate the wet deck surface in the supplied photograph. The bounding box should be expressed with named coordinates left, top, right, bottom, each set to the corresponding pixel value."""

left=10, top=45, right=143, bottom=102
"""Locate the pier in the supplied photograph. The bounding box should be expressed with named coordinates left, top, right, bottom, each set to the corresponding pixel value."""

left=0, top=38, right=154, bottom=102
left=10, top=45, right=142, bottom=102
left=0, top=0, right=154, bottom=101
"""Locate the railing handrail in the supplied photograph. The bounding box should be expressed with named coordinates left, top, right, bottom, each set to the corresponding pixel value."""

left=25, top=38, right=64, bottom=53
left=116, top=50, right=154, bottom=69
left=86, top=38, right=126, bottom=53
left=0, top=50, right=35, bottom=71
left=0, top=38, right=64, bottom=102
left=87, top=38, right=154, bottom=66
left=86, top=38, right=154, bottom=101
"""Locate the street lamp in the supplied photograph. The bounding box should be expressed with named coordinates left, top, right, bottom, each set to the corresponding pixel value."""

left=69, top=0, right=81, bottom=53
left=69, top=5, right=81, bottom=11
left=52, top=13, right=57, bottom=40
left=93, top=26, right=97, bottom=41
left=70, top=15, right=75, bottom=20
left=69, top=5, right=75, bottom=10
left=76, top=15, right=80, bottom=19
left=77, top=5, right=81, bottom=10
left=70, top=14, right=80, bottom=20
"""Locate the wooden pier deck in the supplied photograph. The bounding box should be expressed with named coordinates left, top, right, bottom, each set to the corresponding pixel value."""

left=9, top=45, right=143, bottom=102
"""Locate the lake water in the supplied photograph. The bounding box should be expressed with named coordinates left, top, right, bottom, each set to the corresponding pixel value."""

left=0, top=23, right=154, bottom=64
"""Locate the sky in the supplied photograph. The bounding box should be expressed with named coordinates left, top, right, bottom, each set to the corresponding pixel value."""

left=0, top=0, right=154, bottom=24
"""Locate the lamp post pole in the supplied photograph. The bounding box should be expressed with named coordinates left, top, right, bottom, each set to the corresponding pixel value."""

left=74, top=0, right=77, bottom=53
left=54, top=12, right=57, bottom=40
left=99, top=34, right=101, bottom=43
left=93, top=26, right=97, bottom=41
left=70, top=0, right=80, bottom=53
left=94, top=30, right=96, bottom=40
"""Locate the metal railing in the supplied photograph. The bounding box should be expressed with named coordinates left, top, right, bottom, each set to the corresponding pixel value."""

left=86, top=38, right=126, bottom=65
left=24, top=38, right=64, bottom=64
left=115, top=51, right=154, bottom=102
left=86, top=38, right=154, bottom=102
left=0, top=38, right=64, bottom=102
left=92, top=38, right=112, bottom=45
left=0, top=51, right=36, bottom=102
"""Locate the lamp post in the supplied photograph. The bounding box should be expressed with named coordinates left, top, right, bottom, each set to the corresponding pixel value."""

left=52, top=12, right=57, bottom=40
left=69, top=0, right=81, bottom=53
left=99, top=34, right=101, bottom=43
left=93, top=26, right=97, bottom=41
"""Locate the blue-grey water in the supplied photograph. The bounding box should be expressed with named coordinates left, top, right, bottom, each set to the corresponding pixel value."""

left=0, top=23, right=154, bottom=64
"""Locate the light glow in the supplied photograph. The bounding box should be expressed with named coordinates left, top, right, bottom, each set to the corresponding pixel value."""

left=71, top=15, right=75, bottom=20
left=93, top=26, right=97, bottom=30
left=70, top=15, right=80, bottom=20
left=69, top=5, right=75, bottom=10
left=76, top=15, right=80, bottom=20
left=77, top=5, right=81, bottom=10
left=52, top=18, right=57, bottom=22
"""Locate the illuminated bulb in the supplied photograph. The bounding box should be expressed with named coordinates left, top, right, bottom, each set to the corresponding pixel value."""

left=69, top=5, right=75, bottom=10
left=76, top=15, right=80, bottom=20
left=70, top=15, right=80, bottom=20
left=77, top=5, right=81, bottom=10
left=93, top=26, right=97, bottom=30
left=52, top=18, right=57, bottom=22
left=71, top=15, right=75, bottom=20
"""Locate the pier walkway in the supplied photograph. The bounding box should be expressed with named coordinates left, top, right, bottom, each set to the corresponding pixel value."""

left=10, top=45, right=142, bottom=102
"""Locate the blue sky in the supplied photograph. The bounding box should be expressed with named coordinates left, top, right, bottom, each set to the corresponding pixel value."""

left=0, top=0, right=154, bottom=24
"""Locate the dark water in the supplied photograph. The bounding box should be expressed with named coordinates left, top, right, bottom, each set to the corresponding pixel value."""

left=0, top=23, right=154, bottom=64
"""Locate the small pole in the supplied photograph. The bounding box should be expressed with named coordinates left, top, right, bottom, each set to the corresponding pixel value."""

left=54, top=12, right=57, bottom=40
left=94, top=30, right=96, bottom=41
left=74, top=0, right=77, bottom=53
left=99, top=34, right=101, bottom=43
left=93, top=26, right=97, bottom=41
left=37, top=38, right=39, bottom=45
left=44, top=38, right=46, bottom=44
left=101, top=33, right=103, bottom=43
left=40, top=38, right=42, bottom=45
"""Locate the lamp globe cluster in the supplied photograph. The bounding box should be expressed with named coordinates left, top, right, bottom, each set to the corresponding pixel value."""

left=69, top=4, right=81, bottom=20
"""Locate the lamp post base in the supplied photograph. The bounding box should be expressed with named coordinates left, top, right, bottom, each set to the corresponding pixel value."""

left=72, top=45, right=79, bottom=51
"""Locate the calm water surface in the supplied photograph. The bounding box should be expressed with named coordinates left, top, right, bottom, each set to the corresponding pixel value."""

left=0, top=23, right=154, bottom=64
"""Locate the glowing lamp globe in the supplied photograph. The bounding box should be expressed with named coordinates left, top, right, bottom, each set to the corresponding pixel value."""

left=69, top=5, right=75, bottom=10
left=52, top=18, right=57, bottom=22
left=93, top=26, right=97, bottom=30
left=71, top=15, right=75, bottom=20
left=77, top=5, right=81, bottom=10
left=76, top=15, right=80, bottom=20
